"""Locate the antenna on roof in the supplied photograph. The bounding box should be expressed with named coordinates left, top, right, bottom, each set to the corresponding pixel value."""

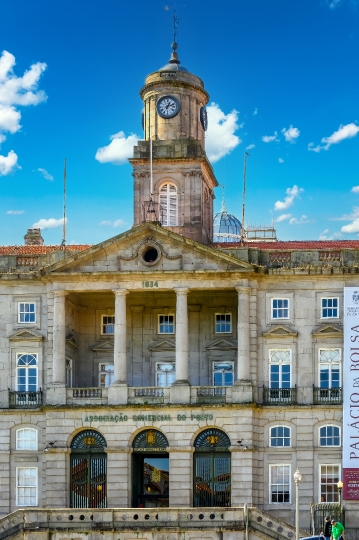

left=61, top=158, right=66, bottom=247
left=241, top=152, right=250, bottom=243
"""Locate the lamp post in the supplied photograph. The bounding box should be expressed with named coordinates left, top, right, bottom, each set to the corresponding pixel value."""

left=294, top=468, right=302, bottom=540
left=337, top=480, right=343, bottom=517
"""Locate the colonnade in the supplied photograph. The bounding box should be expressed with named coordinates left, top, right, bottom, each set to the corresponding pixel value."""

left=49, top=284, right=252, bottom=403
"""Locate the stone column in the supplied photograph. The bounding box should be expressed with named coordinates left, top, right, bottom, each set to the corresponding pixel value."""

left=108, top=289, right=129, bottom=405
left=170, top=288, right=190, bottom=404
left=47, top=291, right=67, bottom=405
left=232, top=282, right=253, bottom=403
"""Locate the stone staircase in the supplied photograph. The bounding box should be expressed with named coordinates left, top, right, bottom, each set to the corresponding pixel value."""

left=0, top=507, right=306, bottom=540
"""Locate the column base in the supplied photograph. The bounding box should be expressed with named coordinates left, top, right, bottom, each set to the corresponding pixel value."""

left=108, top=383, right=128, bottom=405
left=170, top=381, right=191, bottom=404
left=46, top=384, right=67, bottom=405
left=232, top=380, right=253, bottom=404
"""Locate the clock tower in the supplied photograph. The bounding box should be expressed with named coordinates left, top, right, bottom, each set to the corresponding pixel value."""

left=130, top=43, right=218, bottom=245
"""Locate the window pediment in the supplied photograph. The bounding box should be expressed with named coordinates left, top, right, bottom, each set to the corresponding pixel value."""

left=9, top=329, right=43, bottom=342
left=149, top=339, right=175, bottom=352
left=263, top=325, right=298, bottom=339
left=312, top=325, right=343, bottom=339
left=66, top=334, right=78, bottom=349
left=91, top=340, right=114, bottom=352
left=206, top=339, right=237, bottom=351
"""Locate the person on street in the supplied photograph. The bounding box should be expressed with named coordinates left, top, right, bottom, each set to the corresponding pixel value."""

left=331, top=519, right=345, bottom=540
left=323, top=516, right=332, bottom=540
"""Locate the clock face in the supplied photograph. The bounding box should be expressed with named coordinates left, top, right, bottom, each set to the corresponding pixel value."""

left=156, top=95, right=180, bottom=119
left=200, top=106, right=208, bottom=131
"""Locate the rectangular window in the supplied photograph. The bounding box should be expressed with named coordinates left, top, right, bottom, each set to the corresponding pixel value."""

left=215, top=314, right=232, bottom=333
left=99, top=364, right=114, bottom=388
left=320, top=464, right=340, bottom=503
left=271, top=299, right=289, bottom=319
left=16, top=429, right=38, bottom=450
left=158, top=315, right=174, bottom=334
left=16, top=467, right=38, bottom=506
left=101, top=315, right=115, bottom=335
left=156, top=363, right=176, bottom=387
left=269, top=350, right=291, bottom=388
left=270, top=465, right=290, bottom=503
left=18, top=302, right=36, bottom=323
left=319, top=349, right=341, bottom=388
left=321, top=298, right=339, bottom=319
left=213, top=362, right=234, bottom=386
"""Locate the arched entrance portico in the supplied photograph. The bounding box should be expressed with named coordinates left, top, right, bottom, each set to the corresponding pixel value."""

left=194, top=428, right=231, bottom=507
left=70, top=430, right=107, bottom=508
left=132, top=429, right=169, bottom=508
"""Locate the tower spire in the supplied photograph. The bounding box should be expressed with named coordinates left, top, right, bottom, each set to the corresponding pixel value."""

left=165, top=5, right=182, bottom=65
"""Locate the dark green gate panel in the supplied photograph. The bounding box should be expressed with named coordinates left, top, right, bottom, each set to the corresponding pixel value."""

left=70, top=430, right=107, bottom=509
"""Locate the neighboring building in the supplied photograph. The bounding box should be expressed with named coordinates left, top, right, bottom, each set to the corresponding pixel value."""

left=0, top=42, right=358, bottom=539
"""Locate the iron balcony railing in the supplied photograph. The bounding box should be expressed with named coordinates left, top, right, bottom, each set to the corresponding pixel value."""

left=9, top=389, right=42, bottom=408
left=262, top=385, right=297, bottom=405
left=313, top=386, right=343, bottom=405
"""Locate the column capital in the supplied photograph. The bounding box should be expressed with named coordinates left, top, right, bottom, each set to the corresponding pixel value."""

left=113, top=289, right=129, bottom=297
left=235, top=286, right=251, bottom=295
left=174, top=287, right=190, bottom=296
left=53, top=290, right=68, bottom=298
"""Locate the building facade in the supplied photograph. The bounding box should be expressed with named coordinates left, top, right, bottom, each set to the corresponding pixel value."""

left=0, top=43, right=358, bottom=539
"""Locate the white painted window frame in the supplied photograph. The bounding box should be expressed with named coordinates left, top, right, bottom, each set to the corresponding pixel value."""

left=269, top=464, right=291, bottom=504
left=269, top=425, right=291, bottom=448
left=271, top=298, right=290, bottom=320
left=321, top=297, right=339, bottom=319
left=18, top=302, right=36, bottom=324
left=158, top=314, right=175, bottom=335
left=16, top=428, right=38, bottom=451
left=214, top=313, right=232, bottom=334
left=319, top=425, right=341, bottom=447
left=16, top=466, right=38, bottom=506
left=101, top=315, right=115, bottom=336
left=319, top=463, right=341, bottom=503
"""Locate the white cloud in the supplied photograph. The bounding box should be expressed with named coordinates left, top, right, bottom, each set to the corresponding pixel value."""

left=206, top=102, right=242, bottom=163
left=0, top=50, right=47, bottom=141
left=278, top=158, right=284, bottom=163
left=289, top=215, right=313, bottom=225
left=100, top=219, right=127, bottom=227
left=246, top=144, right=255, bottom=150
left=262, top=131, right=278, bottom=143
left=351, top=186, right=359, bottom=193
left=253, top=108, right=258, bottom=115
left=37, top=167, right=54, bottom=181
left=319, top=229, right=330, bottom=240
left=276, top=213, right=292, bottom=222
left=341, top=219, right=359, bottom=233
left=274, top=185, right=303, bottom=211
left=308, top=123, right=359, bottom=152
left=32, top=217, right=67, bottom=229
left=7, top=209, right=24, bottom=214
left=95, top=131, right=139, bottom=165
left=282, top=125, right=300, bottom=143
left=0, top=149, right=19, bottom=176
left=331, top=206, right=359, bottom=221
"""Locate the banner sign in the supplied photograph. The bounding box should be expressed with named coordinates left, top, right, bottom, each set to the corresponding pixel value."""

left=343, top=287, right=359, bottom=500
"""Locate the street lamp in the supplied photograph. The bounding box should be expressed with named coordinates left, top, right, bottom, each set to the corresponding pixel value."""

left=337, top=480, right=343, bottom=510
left=294, top=468, right=302, bottom=540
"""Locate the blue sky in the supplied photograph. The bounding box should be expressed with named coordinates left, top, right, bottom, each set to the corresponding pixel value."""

left=0, top=0, right=359, bottom=245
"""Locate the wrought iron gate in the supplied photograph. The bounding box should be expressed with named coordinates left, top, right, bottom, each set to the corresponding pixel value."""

left=70, top=430, right=107, bottom=508
left=194, top=428, right=231, bottom=507
left=310, top=504, right=344, bottom=535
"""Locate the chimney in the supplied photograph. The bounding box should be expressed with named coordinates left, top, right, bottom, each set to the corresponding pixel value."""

left=24, top=228, right=44, bottom=246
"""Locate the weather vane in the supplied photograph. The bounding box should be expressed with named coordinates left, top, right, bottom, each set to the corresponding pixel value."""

left=165, top=4, right=184, bottom=48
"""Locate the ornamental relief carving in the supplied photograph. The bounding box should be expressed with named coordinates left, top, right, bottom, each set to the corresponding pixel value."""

left=132, top=172, right=150, bottom=180
left=117, top=237, right=183, bottom=270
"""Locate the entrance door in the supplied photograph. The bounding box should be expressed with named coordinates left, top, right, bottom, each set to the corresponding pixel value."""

left=193, top=428, right=231, bottom=508
left=132, top=429, right=169, bottom=508
left=132, top=454, right=169, bottom=508
left=70, top=430, right=107, bottom=508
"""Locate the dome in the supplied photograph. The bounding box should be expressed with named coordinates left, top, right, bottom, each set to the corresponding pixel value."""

left=158, top=46, right=190, bottom=73
left=213, top=203, right=242, bottom=243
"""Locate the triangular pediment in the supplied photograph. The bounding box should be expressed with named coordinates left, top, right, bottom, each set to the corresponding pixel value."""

left=9, top=329, right=44, bottom=342
left=263, top=325, right=298, bottom=339
left=91, top=340, right=114, bottom=352
left=43, top=223, right=253, bottom=275
left=312, top=325, right=343, bottom=339
left=206, top=339, right=237, bottom=350
left=66, top=333, right=78, bottom=349
left=149, top=339, right=176, bottom=351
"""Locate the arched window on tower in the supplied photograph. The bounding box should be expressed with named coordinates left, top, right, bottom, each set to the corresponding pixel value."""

left=159, top=183, right=178, bottom=226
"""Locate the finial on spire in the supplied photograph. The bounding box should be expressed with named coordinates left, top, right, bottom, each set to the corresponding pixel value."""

left=165, top=4, right=183, bottom=64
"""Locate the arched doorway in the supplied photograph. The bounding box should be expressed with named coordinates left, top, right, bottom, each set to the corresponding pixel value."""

left=70, top=430, right=107, bottom=508
left=132, top=429, right=169, bottom=508
left=194, top=428, right=231, bottom=507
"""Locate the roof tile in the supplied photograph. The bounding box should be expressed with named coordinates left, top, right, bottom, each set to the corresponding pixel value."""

left=0, top=245, right=91, bottom=255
